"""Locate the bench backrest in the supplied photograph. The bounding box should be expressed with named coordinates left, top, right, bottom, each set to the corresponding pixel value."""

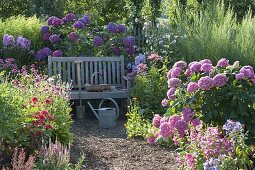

left=48, top=56, right=125, bottom=89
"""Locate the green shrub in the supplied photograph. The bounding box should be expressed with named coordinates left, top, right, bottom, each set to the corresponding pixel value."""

left=172, top=1, right=255, bottom=66
left=0, top=68, right=73, bottom=155
left=0, top=16, right=44, bottom=50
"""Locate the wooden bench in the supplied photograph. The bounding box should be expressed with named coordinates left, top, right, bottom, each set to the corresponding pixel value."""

left=48, top=56, right=130, bottom=100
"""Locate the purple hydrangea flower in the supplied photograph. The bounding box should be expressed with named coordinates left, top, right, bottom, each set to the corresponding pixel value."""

left=189, top=61, right=201, bottom=73
left=93, top=36, right=104, bottom=47
left=107, top=22, right=119, bottom=33
left=73, top=21, right=84, bottom=29
left=61, top=17, right=69, bottom=24
left=47, top=16, right=56, bottom=25
left=16, top=36, right=31, bottom=49
left=36, top=47, right=52, bottom=60
left=199, top=59, right=212, bottom=65
left=185, top=69, right=192, bottom=77
left=182, top=108, right=194, bottom=122
left=49, top=34, right=61, bottom=43
left=240, top=66, right=254, bottom=78
left=65, top=13, right=76, bottom=21
left=52, top=18, right=62, bottom=26
left=135, top=54, right=146, bottom=65
left=167, top=87, right=177, bottom=100
left=173, top=60, right=188, bottom=69
left=152, top=114, right=161, bottom=128
left=201, top=63, right=213, bottom=73
left=117, top=24, right=126, bottom=33
left=170, top=67, right=182, bottom=78
left=168, top=78, right=181, bottom=88
left=161, top=98, right=168, bottom=107
left=213, top=74, right=228, bottom=87
left=123, top=36, right=135, bottom=48
left=78, top=18, right=86, bottom=24
left=41, top=25, right=49, bottom=33
left=217, top=58, right=229, bottom=68
left=69, top=32, right=79, bottom=43
left=159, top=122, right=173, bottom=138
left=112, top=47, right=121, bottom=55
left=169, top=115, right=181, bottom=127
left=3, top=34, right=15, bottom=47
left=42, top=33, right=51, bottom=41
left=198, top=76, right=214, bottom=90
left=175, top=120, right=188, bottom=137
left=235, top=73, right=245, bottom=80
left=42, top=47, right=52, bottom=56
left=191, top=119, right=201, bottom=127
left=126, top=46, right=136, bottom=55
left=53, top=50, right=63, bottom=57
left=187, top=82, right=199, bottom=93
left=83, top=14, right=91, bottom=25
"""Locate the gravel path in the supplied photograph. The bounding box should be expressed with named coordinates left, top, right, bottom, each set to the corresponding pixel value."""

left=70, top=119, right=177, bottom=170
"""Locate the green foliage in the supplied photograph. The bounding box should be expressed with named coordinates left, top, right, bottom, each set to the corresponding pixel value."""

left=132, top=64, right=168, bottom=118
left=0, top=16, right=44, bottom=50
left=0, top=0, right=31, bottom=19
left=171, top=1, right=255, bottom=66
left=0, top=70, right=73, bottom=155
left=125, top=99, right=151, bottom=138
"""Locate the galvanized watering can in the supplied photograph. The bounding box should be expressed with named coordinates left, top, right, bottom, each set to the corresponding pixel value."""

left=87, top=98, right=119, bottom=128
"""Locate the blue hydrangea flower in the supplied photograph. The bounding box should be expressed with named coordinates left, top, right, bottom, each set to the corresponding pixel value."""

left=107, top=22, right=118, bottom=33
left=93, top=36, right=104, bottom=47
left=3, top=34, right=15, bottom=47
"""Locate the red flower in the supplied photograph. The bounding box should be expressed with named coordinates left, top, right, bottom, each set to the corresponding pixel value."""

left=47, top=114, right=54, bottom=121
left=45, top=99, right=52, bottom=104
left=32, top=120, right=41, bottom=127
left=40, top=110, right=49, bottom=115
left=31, top=97, right=38, bottom=104
left=45, top=124, right=53, bottom=130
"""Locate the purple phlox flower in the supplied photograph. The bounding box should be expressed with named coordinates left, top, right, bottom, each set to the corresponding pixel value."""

left=126, top=46, right=136, bottom=56
left=187, top=82, right=199, bottom=93
left=42, top=33, right=51, bottom=41
left=170, top=67, right=182, bottom=78
left=112, top=47, right=121, bottom=56
left=93, top=36, right=104, bottom=47
left=53, top=50, right=63, bottom=57
left=117, top=24, right=126, bottom=33
left=182, top=108, right=194, bottom=122
left=16, top=36, right=31, bottom=49
left=240, top=66, right=254, bottom=78
left=161, top=98, right=168, bottom=107
left=49, top=34, right=61, bottom=43
left=73, top=21, right=84, bottom=29
left=3, top=34, right=15, bottom=47
left=47, top=16, right=57, bottom=25
left=173, top=60, right=188, bottom=69
left=199, top=59, right=212, bottom=65
left=41, top=25, right=49, bottom=33
left=189, top=61, right=201, bottom=73
left=65, top=13, right=76, bottom=21
left=107, top=22, right=119, bottom=33
left=4, top=58, right=15, bottom=64
left=52, top=17, right=62, bottom=26
left=213, top=74, right=228, bottom=87
left=69, top=32, right=79, bottom=43
left=185, top=153, right=197, bottom=170
left=83, top=14, right=91, bottom=25
left=167, top=87, right=177, bottom=100
left=123, top=36, right=135, bottom=48
left=168, top=78, right=181, bottom=88
left=147, top=53, right=162, bottom=62
left=198, top=76, right=214, bottom=90
left=217, top=58, right=229, bottom=68
left=201, top=63, right=213, bottom=73
left=152, top=114, right=161, bottom=128
left=135, top=54, right=146, bottom=65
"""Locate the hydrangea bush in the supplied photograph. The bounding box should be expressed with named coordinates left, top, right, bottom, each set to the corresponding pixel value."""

left=0, top=64, right=73, bottom=155
left=36, top=13, right=136, bottom=63
left=161, top=58, right=255, bottom=144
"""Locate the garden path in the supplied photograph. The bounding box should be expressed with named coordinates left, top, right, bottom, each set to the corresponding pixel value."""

left=71, top=120, right=177, bottom=170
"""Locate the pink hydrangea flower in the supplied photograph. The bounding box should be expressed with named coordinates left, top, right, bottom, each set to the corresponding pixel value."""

left=152, top=114, right=161, bottom=128
left=191, top=118, right=201, bottom=127
left=160, top=116, right=169, bottom=124
left=189, top=62, right=201, bottom=73
left=167, top=87, right=177, bottom=100
left=240, top=66, right=254, bottom=78
left=146, top=132, right=159, bottom=144
left=159, top=122, right=173, bottom=138
left=161, top=98, right=168, bottom=107
left=199, top=59, right=212, bottom=65
left=173, top=60, right=188, bottom=69
left=235, top=73, right=245, bottom=80
left=213, top=74, right=228, bottom=87
left=168, top=78, right=181, bottom=88
left=198, top=76, right=214, bottom=90
left=185, top=69, right=192, bottom=77
left=201, top=63, right=213, bottom=73
left=169, top=115, right=181, bottom=128
left=217, top=58, right=229, bottom=67
left=182, top=108, right=194, bottom=122
left=187, top=82, right=199, bottom=93
left=170, top=67, right=182, bottom=78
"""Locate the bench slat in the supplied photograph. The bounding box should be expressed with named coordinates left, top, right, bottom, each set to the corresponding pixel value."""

left=89, top=61, right=93, bottom=84
left=63, top=62, right=66, bottom=82
left=51, top=57, right=122, bottom=62
left=103, top=61, right=107, bottom=84
left=94, top=61, right=98, bottom=84
left=81, top=62, right=85, bottom=85
left=107, top=62, right=111, bottom=84
left=99, top=61, right=103, bottom=84
left=112, top=61, right=116, bottom=84
left=85, top=61, right=89, bottom=84
left=72, top=62, right=76, bottom=85
left=117, top=61, right=120, bottom=85
left=67, top=62, right=71, bottom=83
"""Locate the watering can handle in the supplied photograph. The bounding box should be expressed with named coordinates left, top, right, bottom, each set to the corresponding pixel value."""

left=87, top=101, right=99, bottom=119
left=99, top=98, right=119, bottom=120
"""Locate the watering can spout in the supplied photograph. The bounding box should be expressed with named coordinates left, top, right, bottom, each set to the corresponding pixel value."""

left=87, top=101, right=99, bottom=119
